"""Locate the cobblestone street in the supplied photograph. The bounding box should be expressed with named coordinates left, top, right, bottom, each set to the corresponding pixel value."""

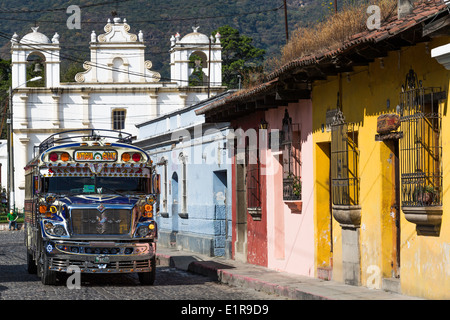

left=0, top=230, right=286, bottom=301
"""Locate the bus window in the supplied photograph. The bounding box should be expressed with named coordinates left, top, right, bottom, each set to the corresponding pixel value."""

left=42, top=176, right=149, bottom=194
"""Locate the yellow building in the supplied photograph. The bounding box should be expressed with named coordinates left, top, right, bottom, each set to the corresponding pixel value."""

left=267, top=0, right=450, bottom=299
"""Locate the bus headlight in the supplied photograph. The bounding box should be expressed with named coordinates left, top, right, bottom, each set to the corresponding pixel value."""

left=136, top=225, right=150, bottom=237
left=53, top=225, right=67, bottom=236
left=43, top=221, right=67, bottom=237
left=134, top=222, right=157, bottom=238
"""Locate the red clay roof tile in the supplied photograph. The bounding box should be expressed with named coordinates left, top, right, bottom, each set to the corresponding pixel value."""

left=198, top=0, right=448, bottom=116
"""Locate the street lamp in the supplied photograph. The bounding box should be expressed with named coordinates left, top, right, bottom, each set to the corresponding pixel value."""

left=8, top=76, right=42, bottom=212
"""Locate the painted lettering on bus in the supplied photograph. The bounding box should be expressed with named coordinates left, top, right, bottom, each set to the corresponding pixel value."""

left=74, top=151, right=117, bottom=162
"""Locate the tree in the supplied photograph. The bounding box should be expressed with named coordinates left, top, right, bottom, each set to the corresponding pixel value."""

left=0, top=59, right=11, bottom=140
left=212, top=25, right=265, bottom=89
left=188, top=53, right=205, bottom=86
left=61, top=62, right=85, bottom=83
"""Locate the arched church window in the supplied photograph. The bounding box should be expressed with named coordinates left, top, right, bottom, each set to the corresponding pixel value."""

left=112, top=57, right=124, bottom=82
left=26, top=52, right=45, bottom=87
left=188, top=52, right=208, bottom=86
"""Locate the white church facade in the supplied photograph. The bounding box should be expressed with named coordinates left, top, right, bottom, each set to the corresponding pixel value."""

left=8, top=16, right=224, bottom=211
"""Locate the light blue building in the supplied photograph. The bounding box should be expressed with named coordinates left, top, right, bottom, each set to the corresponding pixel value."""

left=135, top=91, right=234, bottom=257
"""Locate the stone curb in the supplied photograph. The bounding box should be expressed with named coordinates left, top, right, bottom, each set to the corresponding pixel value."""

left=156, top=253, right=331, bottom=300
left=155, top=250, right=423, bottom=300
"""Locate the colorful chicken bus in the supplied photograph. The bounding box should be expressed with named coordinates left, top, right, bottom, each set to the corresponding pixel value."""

left=24, top=129, right=159, bottom=285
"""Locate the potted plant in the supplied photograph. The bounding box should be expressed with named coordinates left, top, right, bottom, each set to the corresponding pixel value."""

left=292, top=175, right=302, bottom=200
left=284, top=174, right=302, bottom=214
left=414, top=185, right=436, bottom=206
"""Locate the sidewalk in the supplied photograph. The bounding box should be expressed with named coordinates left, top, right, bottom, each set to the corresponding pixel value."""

left=156, top=247, right=423, bottom=300
left=0, top=223, right=22, bottom=231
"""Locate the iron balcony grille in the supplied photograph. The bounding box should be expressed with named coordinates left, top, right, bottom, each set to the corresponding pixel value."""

left=399, top=87, right=443, bottom=207
left=70, top=208, right=132, bottom=235
left=282, top=122, right=302, bottom=201
left=283, top=177, right=301, bottom=200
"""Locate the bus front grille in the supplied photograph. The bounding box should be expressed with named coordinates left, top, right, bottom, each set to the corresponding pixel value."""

left=70, top=209, right=131, bottom=235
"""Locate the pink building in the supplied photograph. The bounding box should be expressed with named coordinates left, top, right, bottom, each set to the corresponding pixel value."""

left=197, top=85, right=314, bottom=276
left=264, top=101, right=314, bottom=276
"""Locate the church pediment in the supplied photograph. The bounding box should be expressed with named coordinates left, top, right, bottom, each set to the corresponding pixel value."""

left=75, top=17, right=160, bottom=83
left=97, top=17, right=139, bottom=43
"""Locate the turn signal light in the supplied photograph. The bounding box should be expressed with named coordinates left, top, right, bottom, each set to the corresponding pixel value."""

left=39, top=205, right=47, bottom=214
left=60, top=152, right=70, bottom=162
left=121, top=153, right=131, bottom=162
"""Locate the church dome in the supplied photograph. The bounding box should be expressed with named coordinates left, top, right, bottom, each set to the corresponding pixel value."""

left=20, top=27, right=51, bottom=45
left=179, top=27, right=210, bottom=45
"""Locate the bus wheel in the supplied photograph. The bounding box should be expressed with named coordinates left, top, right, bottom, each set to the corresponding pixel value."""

left=39, top=251, right=57, bottom=285
left=27, top=250, right=37, bottom=274
left=138, top=257, right=156, bottom=285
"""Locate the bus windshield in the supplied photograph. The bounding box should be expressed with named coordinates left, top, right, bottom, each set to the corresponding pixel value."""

left=42, top=176, right=149, bottom=194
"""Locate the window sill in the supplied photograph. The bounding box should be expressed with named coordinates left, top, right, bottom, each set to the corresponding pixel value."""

left=332, top=205, right=361, bottom=228
left=402, top=206, right=442, bottom=236
left=247, top=207, right=262, bottom=221
left=284, top=200, right=302, bottom=214
left=178, top=212, right=189, bottom=219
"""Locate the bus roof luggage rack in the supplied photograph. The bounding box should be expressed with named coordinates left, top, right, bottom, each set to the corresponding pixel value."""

left=38, top=129, right=133, bottom=154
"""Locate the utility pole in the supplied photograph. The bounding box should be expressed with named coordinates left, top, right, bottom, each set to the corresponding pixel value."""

left=334, top=0, right=338, bottom=14
left=208, top=36, right=211, bottom=98
left=284, top=0, right=289, bottom=42
left=8, top=87, right=14, bottom=212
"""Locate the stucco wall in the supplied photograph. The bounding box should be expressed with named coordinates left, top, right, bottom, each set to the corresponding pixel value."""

left=311, top=39, right=450, bottom=298
left=264, top=100, right=315, bottom=276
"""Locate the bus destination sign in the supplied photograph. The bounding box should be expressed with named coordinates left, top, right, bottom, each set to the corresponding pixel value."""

left=74, top=150, right=117, bottom=162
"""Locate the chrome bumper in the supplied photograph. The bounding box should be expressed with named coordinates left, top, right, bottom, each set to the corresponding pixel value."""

left=44, top=240, right=156, bottom=274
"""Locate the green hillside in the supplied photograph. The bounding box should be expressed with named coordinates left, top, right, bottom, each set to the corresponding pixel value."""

left=0, top=0, right=330, bottom=80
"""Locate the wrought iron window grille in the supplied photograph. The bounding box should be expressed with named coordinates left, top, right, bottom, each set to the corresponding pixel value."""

left=330, top=109, right=360, bottom=206
left=399, top=75, right=443, bottom=208
left=245, top=136, right=262, bottom=209
left=281, top=110, right=302, bottom=201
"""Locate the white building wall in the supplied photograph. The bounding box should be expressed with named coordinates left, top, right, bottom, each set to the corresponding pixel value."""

left=7, top=19, right=224, bottom=211
left=0, top=141, right=7, bottom=191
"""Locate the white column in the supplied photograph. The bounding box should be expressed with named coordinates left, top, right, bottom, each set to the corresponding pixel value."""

left=179, top=93, right=187, bottom=109
left=91, top=49, right=98, bottom=82
left=11, top=50, right=27, bottom=89
left=46, top=49, right=60, bottom=87
left=18, top=136, right=30, bottom=189
left=52, top=93, right=61, bottom=127
left=179, top=50, right=189, bottom=86
left=14, top=135, right=29, bottom=211
left=14, top=93, right=29, bottom=129
left=81, top=93, right=90, bottom=128
left=149, top=93, right=158, bottom=119
left=212, top=48, right=222, bottom=87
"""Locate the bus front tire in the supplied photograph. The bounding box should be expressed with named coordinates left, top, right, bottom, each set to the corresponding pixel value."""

left=39, top=251, right=57, bottom=285
left=138, top=257, right=156, bottom=285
